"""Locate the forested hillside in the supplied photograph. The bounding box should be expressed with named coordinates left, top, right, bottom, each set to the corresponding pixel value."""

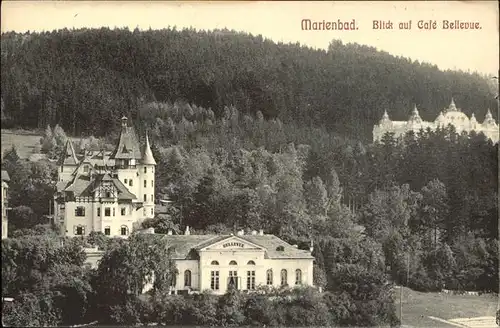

left=1, top=27, right=497, bottom=141
left=3, top=100, right=498, bottom=296
left=1, top=26, right=498, bottom=326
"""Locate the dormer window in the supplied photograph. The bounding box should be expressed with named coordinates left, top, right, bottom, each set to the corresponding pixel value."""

left=83, top=165, right=89, bottom=173
left=276, top=246, right=285, bottom=252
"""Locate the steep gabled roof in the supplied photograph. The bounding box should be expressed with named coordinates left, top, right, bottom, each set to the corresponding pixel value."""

left=62, top=173, right=136, bottom=200
left=109, top=117, right=142, bottom=160
left=56, top=180, right=70, bottom=192
left=111, top=177, right=136, bottom=200
left=64, top=174, right=93, bottom=196
left=70, top=156, right=94, bottom=177
left=87, top=149, right=114, bottom=167
left=59, top=140, right=79, bottom=166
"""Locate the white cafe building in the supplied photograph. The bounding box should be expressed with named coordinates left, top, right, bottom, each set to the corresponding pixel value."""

left=87, top=227, right=315, bottom=295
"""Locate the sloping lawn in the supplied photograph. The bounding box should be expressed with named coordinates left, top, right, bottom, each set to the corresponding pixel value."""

left=394, top=286, right=498, bottom=327
left=1, top=129, right=44, bottom=159
left=1, top=129, right=79, bottom=160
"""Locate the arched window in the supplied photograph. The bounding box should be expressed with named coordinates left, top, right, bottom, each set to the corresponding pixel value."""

left=280, top=269, right=288, bottom=286
left=229, top=260, right=237, bottom=265
left=266, top=269, right=273, bottom=285
left=247, top=260, right=256, bottom=265
left=211, top=260, right=219, bottom=265
left=295, top=269, right=302, bottom=285
left=184, top=270, right=192, bottom=287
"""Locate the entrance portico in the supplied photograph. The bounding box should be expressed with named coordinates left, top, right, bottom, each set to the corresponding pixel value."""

left=197, top=235, right=267, bottom=293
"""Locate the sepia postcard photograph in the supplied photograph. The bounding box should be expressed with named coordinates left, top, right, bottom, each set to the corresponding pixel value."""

left=1, top=1, right=499, bottom=327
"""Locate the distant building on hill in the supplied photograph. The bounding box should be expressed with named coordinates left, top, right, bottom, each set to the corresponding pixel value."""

left=373, top=99, right=498, bottom=143
left=54, top=117, right=156, bottom=238
left=84, top=227, right=315, bottom=295
left=2, top=170, right=10, bottom=239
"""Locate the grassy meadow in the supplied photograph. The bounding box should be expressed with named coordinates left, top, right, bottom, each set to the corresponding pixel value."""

left=394, top=286, right=498, bottom=327
left=1, top=129, right=79, bottom=160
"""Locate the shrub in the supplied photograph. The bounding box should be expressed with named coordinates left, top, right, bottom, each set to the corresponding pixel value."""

left=109, top=296, right=151, bottom=325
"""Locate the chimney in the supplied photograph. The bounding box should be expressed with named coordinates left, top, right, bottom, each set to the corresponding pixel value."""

left=251, top=230, right=257, bottom=235
left=147, top=227, right=155, bottom=234
left=259, top=229, right=264, bottom=236
left=237, top=230, right=244, bottom=236
left=167, top=229, right=172, bottom=235
left=185, top=225, right=190, bottom=236
left=309, top=239, right=314, bottom=253
left=293, top=244, right=298, bottom=248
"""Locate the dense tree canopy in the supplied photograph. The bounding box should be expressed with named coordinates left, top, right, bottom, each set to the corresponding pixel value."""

left=1, top=236, right=92, bottom=326
left=1, top=28, right=497, bottom=141
left=1, top=26, right=497, bottom=327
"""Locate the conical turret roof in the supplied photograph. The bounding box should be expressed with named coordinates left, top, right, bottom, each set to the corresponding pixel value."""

left=409, top=104, right=422, bottom=120
left=412, top=104, right=419, bottom=115
left=382, top=110, right=389, bottom=120
left=448, top=98, right=457, bottom=111
left=142, top=134, right=157, bottom=165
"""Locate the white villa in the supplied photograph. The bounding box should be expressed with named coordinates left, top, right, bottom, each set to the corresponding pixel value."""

left=54, top=117, right=156, bottom=238
left=85, top=227, right=315, bottom=295
left=373, top=99, right=498, bottom=143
